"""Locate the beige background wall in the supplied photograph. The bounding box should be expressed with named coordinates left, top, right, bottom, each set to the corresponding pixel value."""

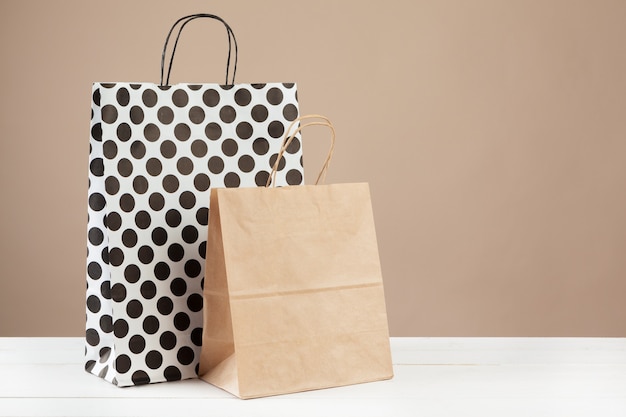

left=1, top=0, right=625, bottom=337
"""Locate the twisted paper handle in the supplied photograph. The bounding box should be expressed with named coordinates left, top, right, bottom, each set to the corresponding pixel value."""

left=267, top=115, right=336, bottom=187
left=160, top=13, right=238, bottom=86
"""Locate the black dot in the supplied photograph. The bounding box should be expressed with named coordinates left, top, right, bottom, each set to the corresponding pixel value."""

left=121, top=229, right=138, bottom=248
left=182, top=225, right=198, bottom=244
left=145, top=350, right=163, bottom=369
left=269, top=153, right=286, bottom=171
left=92, top=88, right=101, bottom=106
left=130, top=140, right=146, bottom=159
left=143, top=123, right=160, bottom=142
left=135, top=210, right=152, bottom=229
left=129, top=335, right=146, bottom=354
left=115, top=354, right=131, bottom=374
left=266, top=87, right=284, bottom=105
left=100, top=250, right=110, bottom=269
left=193, top=173, right=210, bottom=192
left=166, top=209, right=182, bottom=227
left=196, top=208, right=208, bottom=226
left=163, top=175, right=180, bottom=193
left=286, top=169, right=303, bottom=185
left=160, top=140, right=177, bottom=158
left=168, top=244, right=184, bottom=262
left=130, top=106, right=144, bottom=124
left=131, top=370, right=150, bottom=385
left=238, top=155, right=255, bottom=172
left=119, top=193, right=135, bottom=212
left=170, top=277, right=187, bottom=296
left=252, top=138, right=270, bottom=155
left=255, top=171, right=271, bottom=186
left=172, top=89, right=189, bottom=107
left=142, top=315, right=160, bottom=334
left=177, top=157, right=194, bottom=175
left=149, top=193, right=165, bottom=211
left=113, top=319, right=129, bottom=338
left=177, top=346, right=195, bottom=365
left=179, top=191, right=196, bottom=209
left=191, top=327, right=203, bottom=346
left=117, top=123, right=132, bottom=141
left=236, top=122, right=253, bottom=139
left=101, top=105, right=118, bottom=123
left=146, top=158, right=163, bottom=176
left=88, top=227, right=104, bottom=245
left=205, top=122, right=222, bottom=140
left=208, top=156, right=224, bottom=174
left=90, top=158, right=104, bottom=177
left=91, top=123, right=102, bottom=141
left=184, top=259, right=202, bottom=278
left=99, top=314, right=113, bottom=333
left=191, top=139, right=207, bottom=157
left=138, top=245, right=154, bottom=264
left=142, top=89, right=158, bottom=107
left=89, top=193, right=106, bottom=211
left=174, top=312, right=191, bottom=331
left=251, top=104, right=269, bottom=122
left=109, top=247, right=124, bottom=267
left=286, top=137, right=301, bottom=154
left=160, top=331, right=177, bottom=350
left=106, top=212, right=122, bottom=231
left=154, top=262, right=170, bottom=280
left=117, top=158, right=133, bottom=177
left=126, top=299, right=143, bottom=318
left=202, top=89, right=220, bottom=107
left=100, top=281, right=111, bottom=300
left=151, top=227, right=168, bottom=246
left=221, top=138, right=238, bottom=156
left=88, top=262, right=102, bottom=280
left=268, top=120, right=285, bottom=138
left=157, top=296, right=174, bottom=315
left=124, top=264, right=140, bottom=283
left=234, top=88, right=252, bottom=106
left=100, top=347, right=112, bottom=364
left=87, top=295, right=101, bottom=313
left=198, top=241, right=207, bottom=259
left=189, top=106, right=205, bottom=124
left=133, top=175, right=149, bottom=194
left=105, top=176, right=120, bottom=195
left=282, top=103, right=298, bottom=121
left=140, top=281, right=157, bottom=299
left=174, top=123, right=191, bottom=141
left=224, top=172, right=241, bottom=188
left=157, top=106, right=174, bottom=124
left=103, top=140, right=118, bottom=159
left=111, top=282, right=127, bottom=302
left=219, top=105, right=236, bottom=123
left=164, top=366, right=182, bottom=381
left=187, top=293, right=203, bottom=312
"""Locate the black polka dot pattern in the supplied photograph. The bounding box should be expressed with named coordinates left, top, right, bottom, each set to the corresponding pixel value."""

left=85, top=81, right=302, bottom=386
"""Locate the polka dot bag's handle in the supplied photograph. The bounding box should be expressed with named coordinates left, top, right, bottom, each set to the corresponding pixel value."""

left=267, top=115, right=336, bottom=187
left=160, top=13, right=238, bottom=87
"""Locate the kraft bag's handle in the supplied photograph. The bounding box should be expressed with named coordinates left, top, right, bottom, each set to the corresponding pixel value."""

left=267, top=115, right=336, bottom=187
left=160, top=13, right=238, bottom=86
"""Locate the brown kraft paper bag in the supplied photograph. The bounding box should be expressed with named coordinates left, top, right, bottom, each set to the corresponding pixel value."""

left=199, top=115, right=393, bottom=399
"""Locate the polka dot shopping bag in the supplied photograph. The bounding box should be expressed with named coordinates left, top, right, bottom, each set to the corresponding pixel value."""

left=85, top=14, right=304, bottom=386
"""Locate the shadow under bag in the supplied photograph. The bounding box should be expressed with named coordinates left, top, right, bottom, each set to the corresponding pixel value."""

left=85, top=14, right=304, bottom=386
left=199, top=116, right=393, bottom=399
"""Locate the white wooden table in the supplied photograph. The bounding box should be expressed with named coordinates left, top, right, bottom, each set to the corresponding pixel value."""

left=1, top=337, right=625, bottom=416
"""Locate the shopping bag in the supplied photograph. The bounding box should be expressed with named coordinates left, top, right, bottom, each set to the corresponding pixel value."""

left=85, top=14, right=304, bottom=387
left=199, top=116, right=393, bottom=399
